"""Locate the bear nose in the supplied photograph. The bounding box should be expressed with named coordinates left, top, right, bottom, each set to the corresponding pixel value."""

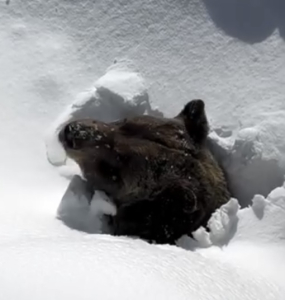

left=59, top=123, right=77, bottom=149
left=64, top=124, right=75, bottom=148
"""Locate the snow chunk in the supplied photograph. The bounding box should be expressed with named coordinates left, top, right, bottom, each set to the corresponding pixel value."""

left=178, top=226, right=213, bottom=249
left=251, top=194, right=267, bottom=219
left=95, top=60, right=147, bottom=106
left=229, top=183, right=285, bottom=245
left=45, top=131, right=68, bottom=167
left=180, top=182, right=285, bottom=250
left=90, top=190, right=117, bottom=216
left=57, top=175, right=114, bottom=234
left=178, top=198, right=239, bottom=249
left=208, top=198, right=239, bottom=246
left=192, top=227, right=212, bottom=247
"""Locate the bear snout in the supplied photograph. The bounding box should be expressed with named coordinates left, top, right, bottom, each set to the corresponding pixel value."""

left=59, top=122, right=87, bottom=150
left=59, top=120, right=115, bottom=151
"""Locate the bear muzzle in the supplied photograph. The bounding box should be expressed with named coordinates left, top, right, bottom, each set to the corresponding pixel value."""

left=59, top=120, right=115, bottom=151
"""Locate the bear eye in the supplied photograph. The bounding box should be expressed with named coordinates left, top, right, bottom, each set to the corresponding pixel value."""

left=119, top=122, right=141, bottom=136
left=97, top=159, right=121, bottom=179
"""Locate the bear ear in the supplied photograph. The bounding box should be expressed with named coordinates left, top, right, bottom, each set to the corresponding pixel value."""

left=179, top=99, right=205, bottom=120
left=176, top=99, right=209, bottom=144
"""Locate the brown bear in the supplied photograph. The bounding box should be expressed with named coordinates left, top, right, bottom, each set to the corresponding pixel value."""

left=58, top=99, right=230, bottom=245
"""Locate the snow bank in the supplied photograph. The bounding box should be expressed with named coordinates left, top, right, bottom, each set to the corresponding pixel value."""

left=1, top=232, right=283, bottom=300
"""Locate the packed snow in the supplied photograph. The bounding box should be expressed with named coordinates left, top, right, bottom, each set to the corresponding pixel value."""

left=1, top=0, right=285, bottom=299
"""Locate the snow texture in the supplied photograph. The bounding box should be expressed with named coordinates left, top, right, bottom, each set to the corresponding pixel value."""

left=209, top=118, right=285, bottom=207
left=1, top=1, right=285, bottom=299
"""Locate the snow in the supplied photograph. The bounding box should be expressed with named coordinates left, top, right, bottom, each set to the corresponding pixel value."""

left=1, top=1, right=285, bottom=299
left=57, top=175, right=116, bottom=234
left=208, top=115, right=285, bottom=207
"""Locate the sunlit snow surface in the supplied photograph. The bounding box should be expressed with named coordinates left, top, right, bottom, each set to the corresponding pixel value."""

left=1, top=1, right=285, bottom=299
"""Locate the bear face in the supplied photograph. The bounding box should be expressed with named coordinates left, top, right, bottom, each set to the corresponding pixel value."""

left=58, top=100, right=230, bottom=244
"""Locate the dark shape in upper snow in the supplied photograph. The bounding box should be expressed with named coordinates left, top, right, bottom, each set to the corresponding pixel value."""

left=202, top=0, right=285, bottom=43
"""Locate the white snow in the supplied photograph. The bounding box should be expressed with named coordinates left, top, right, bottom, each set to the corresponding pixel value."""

left=1, top=1, right=285, bottom=299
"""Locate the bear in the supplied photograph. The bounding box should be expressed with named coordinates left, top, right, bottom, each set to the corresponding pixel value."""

left=58, top=99, right=230, bottom=245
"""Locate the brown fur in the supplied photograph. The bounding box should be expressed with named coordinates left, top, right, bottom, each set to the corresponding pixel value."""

left=59, top=99, right=230, bottom=244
